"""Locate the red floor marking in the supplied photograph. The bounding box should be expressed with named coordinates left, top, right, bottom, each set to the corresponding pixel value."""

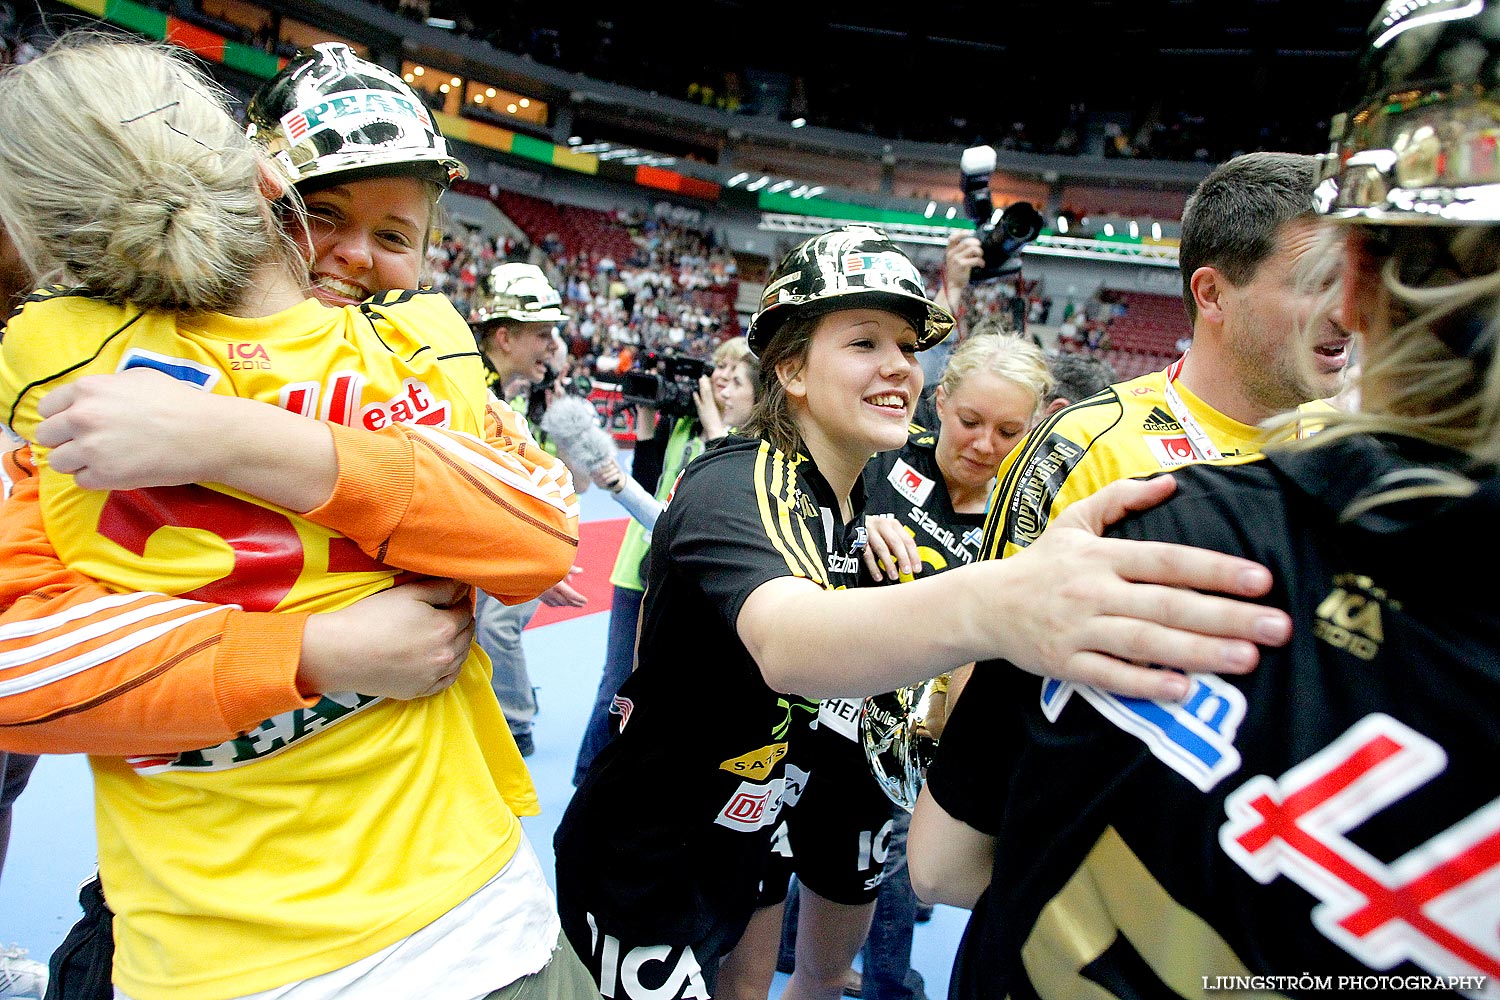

left=528, top=517, right=629, bottom=629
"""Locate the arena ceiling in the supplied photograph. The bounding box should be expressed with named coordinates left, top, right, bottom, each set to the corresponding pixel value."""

left=441, top=0, right=1382, bottom=153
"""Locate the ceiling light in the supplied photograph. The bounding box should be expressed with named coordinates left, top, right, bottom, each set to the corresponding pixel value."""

left=727, top=172, right=749, bottom=187
left=1151, top=222, right=1162, bottom=240
left=790, top=117, right=807, bottom=128
left=768, top=180, right=795, bottom=193
left=924, top=201, right=936, bottom=218
left=945, top=207, right=957, bottom=219
left=746, top=176, right=770, bottom=192
left=1103, top=223, right=1115, bottom=237
left=1057, top=215, right=1068, bottom=234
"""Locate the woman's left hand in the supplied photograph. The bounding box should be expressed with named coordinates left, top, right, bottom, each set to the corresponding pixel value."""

left=694, top=375, right=727, bottom=440
left=862, top=513, right=920, bottom=582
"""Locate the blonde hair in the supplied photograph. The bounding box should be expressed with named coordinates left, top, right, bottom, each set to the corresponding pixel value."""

left=0, top=34, right=303, bottom=311
left=713, top=335, right=752, bottom=370
left=940, top=333, right=1053, bottom=422
left=1277, top=223, right=1500, bottom=518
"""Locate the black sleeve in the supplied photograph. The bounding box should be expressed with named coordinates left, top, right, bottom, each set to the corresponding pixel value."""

left=630, top=422, right=670, bottom=492
left=666, top=445, right=830, bottom=633
left=924, top=662, right=1020, bottom=836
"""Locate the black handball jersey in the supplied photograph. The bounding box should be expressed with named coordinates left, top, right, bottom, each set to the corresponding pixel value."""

left=927, top=434, right=1500, bottom=999
left=862, top=427, right=986, bottom=574
left=555, top=434, right=866, bottom=946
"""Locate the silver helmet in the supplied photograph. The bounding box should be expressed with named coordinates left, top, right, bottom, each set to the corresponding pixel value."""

left=470, top=262, right=567, bottom=326
left=246, top=42, right=466, bottom=192
left=1317, top=0, right=1500, bottom=224
left=745, top=225, right=954, bottom=357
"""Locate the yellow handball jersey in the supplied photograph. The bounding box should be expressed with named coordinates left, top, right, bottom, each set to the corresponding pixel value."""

left=0, top=287, right=541, bottom=1000
left=984, top=367, right=1333, bottom=560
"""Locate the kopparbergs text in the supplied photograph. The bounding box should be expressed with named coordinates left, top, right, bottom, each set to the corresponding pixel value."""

left=1202, top=974, right=1488, bottom=992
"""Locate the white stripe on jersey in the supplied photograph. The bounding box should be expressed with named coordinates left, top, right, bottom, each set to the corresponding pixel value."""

left=408, top=425, right=580, bottom=519
left=0, top=594, right=212, bottom=665
left=0, top=605, right=224, bottom=697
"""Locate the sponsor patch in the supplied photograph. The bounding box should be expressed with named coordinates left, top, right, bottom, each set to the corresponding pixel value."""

left=1041, top=672, right=1246, bottom=792
left=1221, top=714, right=1500, bottom=987
left=1145, top=434, right=1198, bottom=467
left=1006, top=433, right=1084, bottom=548
left=816, top=698, right=862, bottom=742
left=714, top=764, right=809, bottom=832
left=888, top=458, right=935, bottom=506
left=719, top=742, right=789, bottom=776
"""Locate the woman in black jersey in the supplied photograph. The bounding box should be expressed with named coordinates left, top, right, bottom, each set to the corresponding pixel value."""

left=912, top=5, right=1500, bottom=997
left=722, top=333, right=1056, bottom=1000
left=554, top=224, right=1292, bottom=1000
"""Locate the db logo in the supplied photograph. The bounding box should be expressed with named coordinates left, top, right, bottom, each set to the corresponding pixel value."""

left=722, top=787, right=772, bottom=825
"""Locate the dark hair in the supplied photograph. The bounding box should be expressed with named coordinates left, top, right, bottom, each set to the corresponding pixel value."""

left=743, top=311, right=818, bottom=455
left=1046, top=353, right=1118, bottom=406
left=1178, top=151, right=1319, bottom=325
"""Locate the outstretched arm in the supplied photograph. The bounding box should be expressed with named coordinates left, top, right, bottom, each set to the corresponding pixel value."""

left=738, top=475, right=1291, bottom=700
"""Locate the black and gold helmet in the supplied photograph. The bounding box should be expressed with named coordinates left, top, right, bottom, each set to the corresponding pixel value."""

left=1318, top=0, right=1500, bottom=224
left=745, top=225, right=954, bottom=357
left=246, top=43, right=466, bottom=192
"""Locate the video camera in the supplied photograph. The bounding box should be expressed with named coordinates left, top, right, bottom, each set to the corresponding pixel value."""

left=619, top=350, right=711, bottom=420
left=960, top=144, right=1044, bottom=283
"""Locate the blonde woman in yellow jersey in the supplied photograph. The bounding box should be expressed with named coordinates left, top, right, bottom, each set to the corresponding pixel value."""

left=0, top=35, right=598, bottom=1000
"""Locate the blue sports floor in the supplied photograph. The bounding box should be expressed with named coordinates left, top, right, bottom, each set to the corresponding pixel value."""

left=0, top=453, right=967, bottom=998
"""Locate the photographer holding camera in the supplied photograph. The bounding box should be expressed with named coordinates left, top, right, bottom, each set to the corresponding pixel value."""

left=570, top=335, right=760, bottom=786
left=918, top=146, right=1045, bottom=427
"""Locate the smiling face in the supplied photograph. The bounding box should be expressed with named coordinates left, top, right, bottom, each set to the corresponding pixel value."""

left=782, top=307, right=922, bottom=466
left=302, top=176, right=432, bottom=304
left=934, top=369, right=1039, bottom=496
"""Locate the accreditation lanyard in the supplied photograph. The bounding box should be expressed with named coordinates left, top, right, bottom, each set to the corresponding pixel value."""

left=1161, top=353, right=1223, bottom=461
